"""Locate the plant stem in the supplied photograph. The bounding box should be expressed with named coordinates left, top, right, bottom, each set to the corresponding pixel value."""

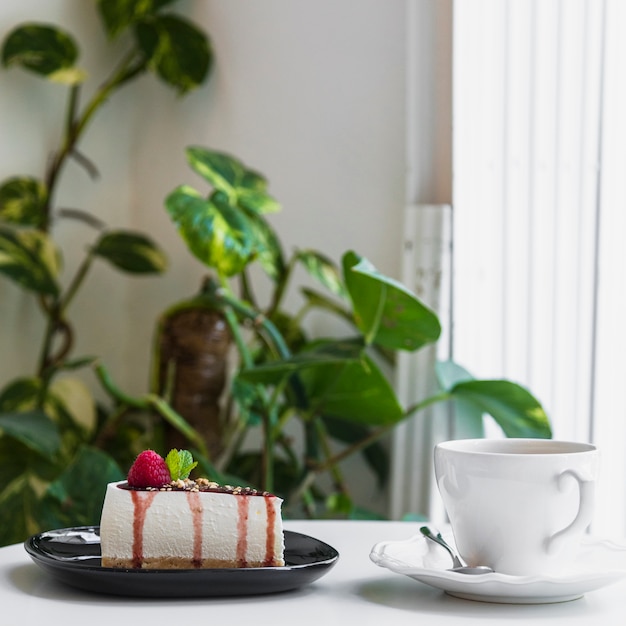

left=289, top=469, right=317, bottom=510
left=271, top=397, right=295, bottom=440
left=275, top=434, right=316, bottom=517
left=214, top=418, right=247, bottom=472
left=36, top=51, right=147, bottom=375
left=221, top=302, right=253, bottom=368
left=215, top=281, right=277, bottom=490
left=313, top=390, right=453, bottom=473
left=93, top=361, right=209, bottom=458
left=238, top=268, right=257, bottom=309
left=292, top=301, right=313, bottom=328
left=267, top=254, right=297, bottom=317
left=300, top=488, right=317, bottom=518
left=35, top=250, right=95, bottom=378
left=404, top=391, right=452, bottom=419
left=208, top=280, right=314, bottom=417
left=315, top=418, right=348, bottom=496
left=262, top=409, right=275, bottom=493
left=43, top=50, right=145, bottom=227
left=92, top=404, right=130, bottom=448
left=64, top=84, right=80, bottom=141
left=36, top=301, right=60, bottom=379
left=59, top=252, right=94, bottom=314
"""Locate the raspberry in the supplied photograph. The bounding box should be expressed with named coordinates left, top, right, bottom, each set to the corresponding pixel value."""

left=127, top=450, right=171, bottom=488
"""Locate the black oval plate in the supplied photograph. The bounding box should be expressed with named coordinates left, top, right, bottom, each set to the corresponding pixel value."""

left=24, top=526, right=339, bottom=598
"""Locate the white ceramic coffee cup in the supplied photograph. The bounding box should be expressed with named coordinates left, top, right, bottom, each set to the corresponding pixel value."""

left=434, top=438, right=599, bottom=576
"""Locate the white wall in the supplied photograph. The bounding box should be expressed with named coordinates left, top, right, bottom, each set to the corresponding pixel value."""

left=0, top=0, right=410, bottom=388
left=0, top=1, right=451, bottom=514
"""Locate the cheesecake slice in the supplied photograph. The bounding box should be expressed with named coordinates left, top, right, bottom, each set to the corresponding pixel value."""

left=99, top=451, right=285, bottom=569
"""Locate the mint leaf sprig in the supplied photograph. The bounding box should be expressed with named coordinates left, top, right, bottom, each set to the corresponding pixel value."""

left=165, top=449, right=198, bottom=480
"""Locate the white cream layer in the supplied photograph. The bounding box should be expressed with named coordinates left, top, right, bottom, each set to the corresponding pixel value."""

left=99, top=481, right=284, bottom=565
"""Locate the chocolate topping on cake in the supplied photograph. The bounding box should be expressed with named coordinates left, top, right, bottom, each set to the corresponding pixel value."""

left=121, top=478, right=271, bottom=496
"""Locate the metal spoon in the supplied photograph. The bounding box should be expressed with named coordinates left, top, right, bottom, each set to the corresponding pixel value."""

left=420, top=526, right=494, bottom=575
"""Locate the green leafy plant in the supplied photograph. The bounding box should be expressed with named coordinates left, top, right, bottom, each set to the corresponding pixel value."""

left=144, top=146, right=553, bottom=518
left=0, top=0, right=211, bottom=546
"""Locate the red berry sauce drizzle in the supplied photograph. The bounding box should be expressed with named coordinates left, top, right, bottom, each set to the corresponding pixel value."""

left=264, top=496, right=277, bottom=566
left=123, top=481, right=279, bottom=568
left=130, top=490, right=157, bottom=569
left=186, top=491, right=203, bottom=567
left=236, top=496, right=249, bottom=566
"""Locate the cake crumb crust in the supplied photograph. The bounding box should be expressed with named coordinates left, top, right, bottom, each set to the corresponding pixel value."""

left=101, top=555, right=285, bottom=569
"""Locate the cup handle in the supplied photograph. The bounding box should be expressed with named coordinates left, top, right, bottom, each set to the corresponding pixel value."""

left=546, top=469, right=594, bottom=554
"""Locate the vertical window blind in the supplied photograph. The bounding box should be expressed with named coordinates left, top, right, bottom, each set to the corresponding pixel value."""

left=393, top=0, right=626, bottom=537
left=452, top=0, right=625, bottom=536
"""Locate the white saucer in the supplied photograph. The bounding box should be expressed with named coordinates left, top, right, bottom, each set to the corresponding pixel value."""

left=370, top=527, right=626, bottom=604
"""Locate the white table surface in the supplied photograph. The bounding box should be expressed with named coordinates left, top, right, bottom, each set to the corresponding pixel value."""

left=2, top=520, right=626, bottom=625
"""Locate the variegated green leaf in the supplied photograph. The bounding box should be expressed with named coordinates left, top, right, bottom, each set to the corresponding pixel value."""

left=240, top=169, right=268, bottom=192
left=185, top=147, right=280, bottom=215
left=97, top=0, right=178, bottom=38
left=165, top=186, right=254, bottom=277
left=0, top=476, right=35, bottom=546
left=0, top=378, right=40, bottom=412
left=240, top=209, right=285, bottom=280
left=238, top=189, right=281, bottom=215
left=0, top=410, right=61, bottom=459
left=91, top=230, right=167, bottom=274
left=186, top=147, right=244, bottom=196
left=48, top=66, right=88, bottom=85
left=0, top=177, right=47, bottom=227
left=1, top=376, right=97, bottom=439
left=1, top=24, right=83, bottom=80
left=301, top=287, right=353, bottom=322
left=36, top=446, right=124, bottom=530
left=0, top=226, right=60, bottom=295
left=297, top=249, right=348, bottom=298
left=135, top=15, right=211, bottom=93
left=49, top=378, right=97, bottom=435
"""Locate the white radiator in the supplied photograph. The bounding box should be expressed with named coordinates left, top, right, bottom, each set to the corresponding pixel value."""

left=390, top=204, right=452, bottom=522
